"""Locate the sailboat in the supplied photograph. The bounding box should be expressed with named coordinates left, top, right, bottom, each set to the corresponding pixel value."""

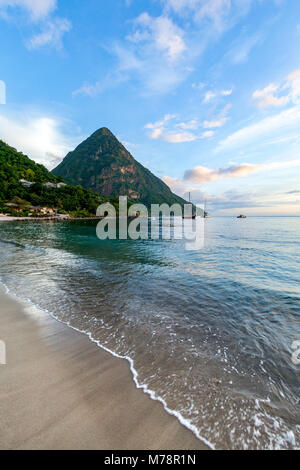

left=204, top=200, right=210, bottom=218
left=183, top=192, right=196, bottom=219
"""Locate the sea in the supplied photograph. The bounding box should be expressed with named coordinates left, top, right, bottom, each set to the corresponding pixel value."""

left=0, top=216, right=299, bottom=449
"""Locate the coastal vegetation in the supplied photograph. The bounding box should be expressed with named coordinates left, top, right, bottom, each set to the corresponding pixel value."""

left=0, top=139, right=108, bottom=217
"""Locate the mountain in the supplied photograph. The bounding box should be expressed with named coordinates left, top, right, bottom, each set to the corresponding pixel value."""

left=0, top=139, right=60, bottom=187
left=52, top=128, right=187, bottom=207
left=0, top=139, right=102, bottom=217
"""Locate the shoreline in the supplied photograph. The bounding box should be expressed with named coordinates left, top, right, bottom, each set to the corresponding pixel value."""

left=0, top=216, right=142, bottom=222
left=0, top=216, right=101, bottom=222
left=0, top=284, right=208, bottom=450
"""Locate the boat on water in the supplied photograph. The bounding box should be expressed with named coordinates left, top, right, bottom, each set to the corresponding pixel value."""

left=203, top=200, right=210, bottom=218
left=237, top=214, right=247, bottom=218
left=183, top=192, right=196, bottom=219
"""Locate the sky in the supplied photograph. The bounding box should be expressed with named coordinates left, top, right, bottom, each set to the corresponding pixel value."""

left=0, top=0, right=300, bottom=215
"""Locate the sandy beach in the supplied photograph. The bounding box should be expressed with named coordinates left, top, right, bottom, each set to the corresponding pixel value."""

left=0, top=285, right=207, bottom=450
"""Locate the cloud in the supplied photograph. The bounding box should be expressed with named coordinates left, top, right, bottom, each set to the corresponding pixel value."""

left=221, top=88, right=233, bottom=96
left=202, top=103, right=231, bottom=128
left=208, top=189, right=300, bottom=215
left=285, top=68, right=300, bottom=103
left=75, top=0, right=248, bottom=98
left=162, top=0, right=278, bottom=34
left=203, top=91, right=216, bottom=103
left=145, top=114, right=195, bottom=142
left=145, top=114, right=215, bottom=142
left=76, top=15, right=190, bottom=97
left=161, top=131, right=197, bottom=143
left=203, top=88, right=232, bottom=103
left=176, top=119, right=198, bottom=130
left=0, top=0, right=71, bottom=49
left=76, top=1, right=280, bottom=97
left=148, top=126, right=198, bottom=143
left=0, top=0, right=56, bottom=21
left=163, top=177, right=210, bottom=207
left=0, top=111, right=78, bottom=168
left=203, top=117, right=228, bottom=128
left=163, top=178, right=300, bottom=215
left=218, top=105, right=300, bottom=152
left=119, top=13, right=188, bottom=94
left=184, top=160, right=300, bottom=184
left=162, top=175, right=188, bottom=194
left=163, top=0, right=232, bottom=32
left=201, top=130, right=214, bottom=138
left=27, top=17, right=71, bottom=49
left=128, top=13, right=186, bottom=63
left=286, top=189, right=300, bottom=194
left=253, top=84, right=290, bottom=108
left=162, top=175, right=268, bottom=213
left=253, top=67, right=300, bottom=109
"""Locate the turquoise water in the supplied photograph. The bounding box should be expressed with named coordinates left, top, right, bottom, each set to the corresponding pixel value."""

left=0, top=217, right=299, bottom=449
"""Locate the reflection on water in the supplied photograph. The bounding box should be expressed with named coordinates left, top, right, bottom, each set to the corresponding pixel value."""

left=0, top=217, right=299, bottom=449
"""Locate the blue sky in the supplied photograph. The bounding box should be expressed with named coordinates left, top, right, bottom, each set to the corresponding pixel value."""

left=0, top=0, right=300, bottom=215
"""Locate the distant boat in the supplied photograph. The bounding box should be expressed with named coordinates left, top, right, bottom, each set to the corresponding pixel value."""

left=203, top=200, right=210, bottom=218
left=237, top=215, right=247, bottom=218
left=183, top=192, right=196, bottom=219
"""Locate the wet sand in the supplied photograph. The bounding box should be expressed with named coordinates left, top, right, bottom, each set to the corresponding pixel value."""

left=0, top=286, right=207, bottom=450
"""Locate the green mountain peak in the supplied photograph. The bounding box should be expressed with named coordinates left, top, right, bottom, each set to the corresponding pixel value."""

left=52, top=128, right=187, bottom=207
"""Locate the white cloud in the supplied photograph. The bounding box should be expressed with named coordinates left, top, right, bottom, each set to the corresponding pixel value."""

left=221, top=89, right=233, bottom=96
left=162, top=0, right=278, bottom=34
left=78, top=0, right=248, bottom=97
left=203, top=91, right=216, bottom=103
left=176, top=119, right=198, bottom=130
left=201, top=130, right=214, bottom=138
left=163, top=0, right=232, bottom=31
left=27, top=17, right=71, bottom=49
left=253, top=67, right=300, bottom=109
left=76, top=14, right=189, bottom=97
left=203, top=88, right=233, bottom=103
left=203, top=117, right=228, bottom=128
left=128, top=13, right=186, bottom=63
left=218, top=106, right=300, bottom=152
left=0, top=0, right=56, bottom=20
left=201, top=102, right=231, bottom=129
left=150, top=127, right=198, bottom=143
left=0, top=0, right=71, bottom=49
left=163, top=131, right=198, bottom=143
left=145, top=114, right=215, bottom=142
left=253, top=83, right=290, bottom=108
left=162, top=175, right=189, bottom=194
left=77, top=0, right=264, bottom=97
left=0, top=111, right=78, bottom=168
left=285, top=68, right=300, bottom=104
left=193, top=0, right=231, bottom=31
